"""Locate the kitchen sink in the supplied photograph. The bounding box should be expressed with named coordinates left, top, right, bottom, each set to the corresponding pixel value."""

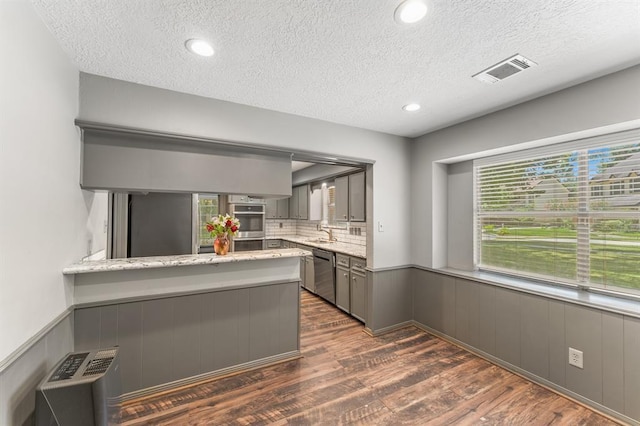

left=307, top=238, right=335, bottom=244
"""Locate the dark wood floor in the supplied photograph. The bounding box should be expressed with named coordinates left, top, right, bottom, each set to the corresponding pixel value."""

left=119, top=290, right=617, bottom=425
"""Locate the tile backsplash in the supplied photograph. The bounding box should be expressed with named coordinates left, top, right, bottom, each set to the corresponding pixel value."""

left=266, top=220, right=366, bottom=246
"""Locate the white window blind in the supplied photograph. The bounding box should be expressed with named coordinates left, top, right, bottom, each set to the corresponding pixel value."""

left=474, top=129, right=640, bottom=295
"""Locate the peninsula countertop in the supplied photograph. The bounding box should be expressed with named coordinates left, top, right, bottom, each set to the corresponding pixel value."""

left=63, top=248, right=311, bottom=275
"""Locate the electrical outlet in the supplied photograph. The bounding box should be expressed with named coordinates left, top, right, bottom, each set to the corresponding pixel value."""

left=568, top=347, right=583, bottom=369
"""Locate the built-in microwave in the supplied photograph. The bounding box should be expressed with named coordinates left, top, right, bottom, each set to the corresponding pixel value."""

left=229, top=203, right=266, bottom=239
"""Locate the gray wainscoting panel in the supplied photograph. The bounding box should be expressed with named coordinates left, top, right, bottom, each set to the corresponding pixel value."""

left=117, top=302, right=143, bottom=392
left=520, top=293, right=549, bottom=380
left=74, top=283, right=299, bottom=394
left=454, top=278, right=480, bottom=348
left=173, top=294, right=203, bottom=380
left=565, top=304, right=603, bottom=404
left=476, top=283, right=496, bottom=356
left=548, top=300, right=566, bottom=386
left=412, top=269, right=439, bottom=330
left=278, top=282, right=300, bottom=352
left=602, top=312, right=624, bottom=414
left=441, top=275, right=456, bottom=336
left=141, top=298, right=175, bottom=389
left=494, top=288, right=521, bottom=367
left=412, top=270, right=456, bottom=335
left=370, top=268, right=412, bottom=333
left=412, top=268, right=640, bottom=423
left=624, top=316, right=640, bottom=419
left=99, top=305, right=119, bottom=348
left=0, top=314, right=73, bottom=426
left=249, top=285, right=279, bottom=360
left=74, top=307, right=100, bottom=350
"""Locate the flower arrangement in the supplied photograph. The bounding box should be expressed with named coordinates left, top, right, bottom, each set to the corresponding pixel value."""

left=205, top=214, right=240, bottom=238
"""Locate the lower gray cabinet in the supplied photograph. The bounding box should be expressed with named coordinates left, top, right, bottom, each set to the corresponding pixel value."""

left=298, top=244, right=315, bottom=293
left=305, top=255, right=315, bottom=293
left=350, top=257, right=366, bottom=322
left=336, top=266, right=350, bottom=312
left=336, top=254, right=350, bottom=312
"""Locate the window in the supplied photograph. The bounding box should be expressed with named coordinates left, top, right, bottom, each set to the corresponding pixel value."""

left=475, top=130, right=640, bottom=295
left=197, top=194, right=219, bottom=247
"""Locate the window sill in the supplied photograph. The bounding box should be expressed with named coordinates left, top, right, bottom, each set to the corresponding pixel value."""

left=429, top=267, right=640, bottom=319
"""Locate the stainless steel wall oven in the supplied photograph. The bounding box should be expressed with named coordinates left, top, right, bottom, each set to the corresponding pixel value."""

left=229, top=202, right=266, bottom=251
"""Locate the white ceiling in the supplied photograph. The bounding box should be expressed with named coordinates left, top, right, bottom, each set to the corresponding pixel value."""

left=32, top=0, right=640, bottom=138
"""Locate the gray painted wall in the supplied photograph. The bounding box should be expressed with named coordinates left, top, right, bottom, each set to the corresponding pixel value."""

left=446, top=161, right=474, bottom=270
left=413, top=268, right=640, bottom=423
left=74, top=282, right=299, bottom=394
left=411, top=65, right=640, bottom=268
left=0, top=314, right=73, bottom=426
left=78, top=73, right=412, bottom=270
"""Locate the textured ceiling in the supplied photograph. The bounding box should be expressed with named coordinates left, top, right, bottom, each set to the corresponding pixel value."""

left=31, top=0, right=640, bottom=138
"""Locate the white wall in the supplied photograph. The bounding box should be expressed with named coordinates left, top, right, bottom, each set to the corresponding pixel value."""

left=0, top=1, right=87, bottom=361
left=411, top=65, right=640, bottom=268
left=78, top=74, right=413, bottom=269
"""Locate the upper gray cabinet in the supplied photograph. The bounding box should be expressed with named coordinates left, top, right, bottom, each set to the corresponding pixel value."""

left=348, top=171, right=365, bottom=222
left=335, top=176, right=349, bottom=221
left=266, top=198, right=289, bottom=219
left=335, top=171, right=365, bottom=222
left=289, top=185, right=309, bottom=220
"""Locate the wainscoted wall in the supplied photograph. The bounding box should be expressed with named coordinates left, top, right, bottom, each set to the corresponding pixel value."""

left=366, top=268, right=413, bottom=335
left=0, top=313, right=73, bottom=426
left=412, top=268, right=640, bottom=424
left=75, top=282, right=300, bottom=395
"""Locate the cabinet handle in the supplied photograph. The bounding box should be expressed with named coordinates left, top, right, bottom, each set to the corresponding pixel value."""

left=344, top=273, right=348, bottom=277
left=353, top=277, right=357, bottom=281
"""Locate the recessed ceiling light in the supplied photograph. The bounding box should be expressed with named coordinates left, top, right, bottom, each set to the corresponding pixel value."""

left=394, top=0, right=428, bottom=24
left=403, top=103, right=421, bottom=112
left=185, top=39, right=214, bottom=57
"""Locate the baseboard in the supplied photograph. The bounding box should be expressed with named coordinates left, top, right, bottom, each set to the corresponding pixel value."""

left=363, top=320, right=414, bottom=337
left=120, top=350, right=302, bottom=404
left=410, top=321, right=639, bottom=426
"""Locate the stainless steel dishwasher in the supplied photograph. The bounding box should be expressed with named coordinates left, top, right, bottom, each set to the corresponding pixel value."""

left=313, top=248, right=335, bottom=304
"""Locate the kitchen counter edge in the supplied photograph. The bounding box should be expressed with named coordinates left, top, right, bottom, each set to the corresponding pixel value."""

left=63, top=248, right=311, bottom=275
left=274, top=236, right=366, bottom=259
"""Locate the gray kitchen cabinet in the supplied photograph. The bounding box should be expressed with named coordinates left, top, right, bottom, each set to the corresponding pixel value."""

left=289, top=189, right=298, bottom=219
left=266, top=199, right=278, bottom=219
left=281, top=240, right=291, bottom=248
left=335, top=176, right=349, bottom=221
left=297, top=186, right=308, bottom=220
left=297, top=244, right=315, bottom=293
left=289, top=185, right=309, bottom=220
left=267, top=198, right=289, bottom=219
left=334, top=172, right=365, bottom=222
left=348, top=172, right=365, bottom=222
left=265, top=239, right=282, bottom=249
left=336, top=254, right=350, bottom=313
left=277, top=198, right=289, bottom=218
left=350, top=256, right=366, bottom=322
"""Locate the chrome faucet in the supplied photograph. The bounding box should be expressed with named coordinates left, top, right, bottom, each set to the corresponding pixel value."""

left=321, top=228, right=336, bottom=241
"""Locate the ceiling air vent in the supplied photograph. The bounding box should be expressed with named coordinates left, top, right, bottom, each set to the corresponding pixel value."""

left=472, top=54, right=537, bottom=84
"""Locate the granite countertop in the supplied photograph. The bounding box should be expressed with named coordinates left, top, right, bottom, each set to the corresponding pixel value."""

left=63, top=248, right=311, bottom=275
left=275, top=235, right=366, bottom=258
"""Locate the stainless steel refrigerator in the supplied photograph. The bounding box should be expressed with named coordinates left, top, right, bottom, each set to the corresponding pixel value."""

left=128, top=192, right=194, bottom=257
